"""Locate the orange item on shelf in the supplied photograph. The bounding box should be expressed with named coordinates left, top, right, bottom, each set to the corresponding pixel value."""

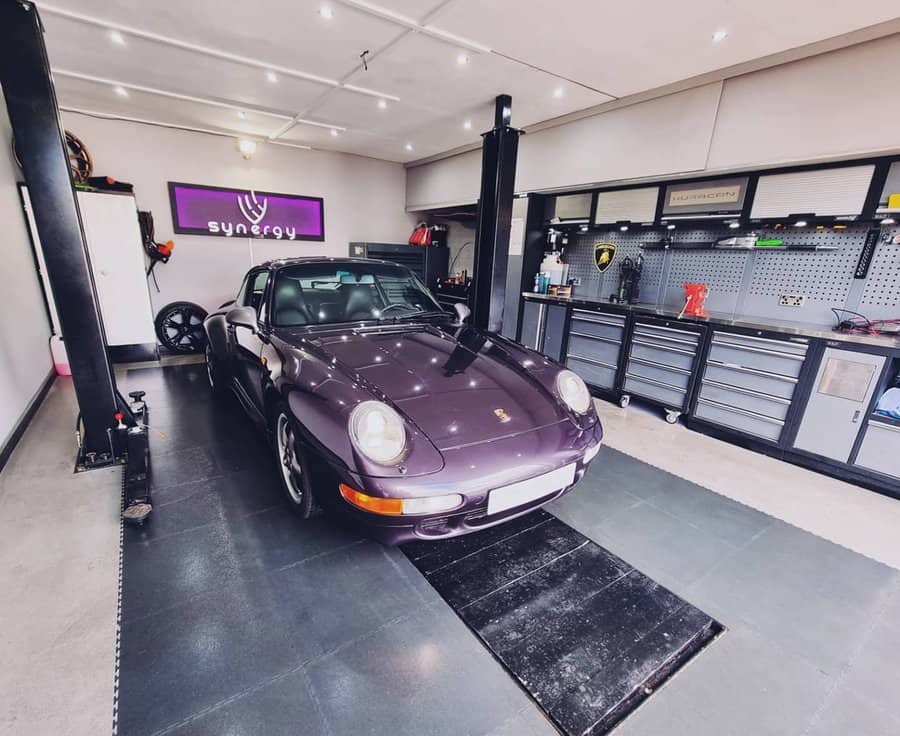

left=682, top=283, right=709, bottom=317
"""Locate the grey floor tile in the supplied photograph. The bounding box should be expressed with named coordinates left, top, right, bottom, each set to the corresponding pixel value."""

left=305, top=602, right=532, bottom=736
left=546, top=478, right=642, bottom=532
left=615, top=627, right=834, bottom=736
left=688, top=521, right=899, bottom=675
left=807, top=684, right=900, bottom=736
left=644, top=474, right=774, bottom=547
left=584, top=447, right=672, bottom=502
left=589, top=501, right=739, bottom=591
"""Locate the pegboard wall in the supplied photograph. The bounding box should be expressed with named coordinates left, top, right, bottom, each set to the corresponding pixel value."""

left=560, top=224, right=900, bottom=326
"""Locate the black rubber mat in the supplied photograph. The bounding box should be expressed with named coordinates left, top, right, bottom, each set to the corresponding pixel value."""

left=402, top=510, right=723, bottom=736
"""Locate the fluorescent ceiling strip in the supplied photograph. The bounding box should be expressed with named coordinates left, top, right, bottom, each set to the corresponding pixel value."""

left=53, top=69, right=299, bottom=120
left=41, top=4, right=400, bottom=102
left=341, top=83, right=399, bottom=100
left=59, top=105, right=314, bottom=146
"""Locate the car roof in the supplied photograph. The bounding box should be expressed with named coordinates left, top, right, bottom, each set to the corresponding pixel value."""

left=258, top=256, right=398, bottom=270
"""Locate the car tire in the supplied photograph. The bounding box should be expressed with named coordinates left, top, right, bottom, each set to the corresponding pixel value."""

left=272, top=405, right=315, bottom=519
left=205, top=345, right=226, bottom=395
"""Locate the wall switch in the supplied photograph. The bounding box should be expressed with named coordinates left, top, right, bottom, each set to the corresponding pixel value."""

left=779, top=294, right=805, bottom=307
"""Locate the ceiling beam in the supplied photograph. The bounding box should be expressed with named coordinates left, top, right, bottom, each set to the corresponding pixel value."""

left=41, top=4, right=401, bottom=102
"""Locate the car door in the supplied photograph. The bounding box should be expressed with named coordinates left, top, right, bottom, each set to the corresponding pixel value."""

left=230, top=268, right=271, bottom=419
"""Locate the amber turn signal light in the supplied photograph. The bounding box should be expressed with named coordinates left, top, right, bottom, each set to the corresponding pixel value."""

left=339, top=483, right=404, bottom=515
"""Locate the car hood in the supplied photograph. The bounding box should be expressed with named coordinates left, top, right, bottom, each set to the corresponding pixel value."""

left=289, top=324, right=570, bottom=451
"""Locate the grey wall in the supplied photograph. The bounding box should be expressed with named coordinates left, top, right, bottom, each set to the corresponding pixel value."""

left=406, top=34, right=900, bottom=210
left=0, top=101, right=53, bottom=451
left=563, top=224, right=900, bottom=327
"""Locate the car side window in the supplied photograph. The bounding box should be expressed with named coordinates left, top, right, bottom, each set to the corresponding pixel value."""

left=241, top=270, right=270, bottom=316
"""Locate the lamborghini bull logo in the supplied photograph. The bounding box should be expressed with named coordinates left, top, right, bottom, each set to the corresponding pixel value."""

left=594, top=242, right=617, bottom=273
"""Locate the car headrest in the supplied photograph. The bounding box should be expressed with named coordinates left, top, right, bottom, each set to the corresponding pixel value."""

left=273, top=279, right=310, bottom=325
left=343, top=283, right=376, bottom=320
left=339, top=274, right=375, bottom=284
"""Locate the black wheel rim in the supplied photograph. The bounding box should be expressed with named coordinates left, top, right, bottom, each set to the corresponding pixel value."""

left=160, top=305, right=206, bottom=353
left=277, top=414, right=304, bottom=504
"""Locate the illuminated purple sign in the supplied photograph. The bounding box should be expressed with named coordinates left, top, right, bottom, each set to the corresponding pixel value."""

left=168, top=182, right=324, bottom=241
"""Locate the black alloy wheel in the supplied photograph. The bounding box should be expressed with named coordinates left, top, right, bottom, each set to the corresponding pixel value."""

left=273, top=406, right=315, bottom=519
left=155, top=301, right=208, bottom=354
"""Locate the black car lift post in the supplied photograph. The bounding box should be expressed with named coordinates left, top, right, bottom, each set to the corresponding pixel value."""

left=0, top=0, right=152, bottom=522
left=470, top=95, right=522, bottom=333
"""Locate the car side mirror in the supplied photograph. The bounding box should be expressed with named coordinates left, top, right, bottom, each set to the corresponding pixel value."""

left=226, top=305, right=258, bottom=334
left=454, top=302, right=471, bottom=324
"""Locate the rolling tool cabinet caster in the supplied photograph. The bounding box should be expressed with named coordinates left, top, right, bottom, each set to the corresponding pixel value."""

left=619, top=395, right=631, bottom=409
left=665, top=410, right=681, bottom=425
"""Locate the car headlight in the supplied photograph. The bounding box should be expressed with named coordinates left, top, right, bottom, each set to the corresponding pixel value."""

left=556, top=370, right=592, bottom=414
left=349, top=401, right=407, bottom=465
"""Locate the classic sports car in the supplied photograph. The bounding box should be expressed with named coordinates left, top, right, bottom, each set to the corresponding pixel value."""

left=204, top=257, right=602, bottom=544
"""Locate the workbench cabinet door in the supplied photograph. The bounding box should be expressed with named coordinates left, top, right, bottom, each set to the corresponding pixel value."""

left=792, top=348, right=885, bottom=462
left=519, top=301, right=545, bottom=351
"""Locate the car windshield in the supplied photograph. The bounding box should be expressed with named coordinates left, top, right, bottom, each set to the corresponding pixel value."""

left=270, top=262, right=446, bottom=327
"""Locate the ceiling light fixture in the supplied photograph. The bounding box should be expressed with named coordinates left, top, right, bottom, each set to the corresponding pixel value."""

left=457, top=53, right=469, bottom=65
left=237, top=138, right=257, bottom=159
left=266, top=70, right=278, bottom=83
left=728, top=221, right=740, bottom=229
left=319, top=6, right=334, bottom=19
left=330, top=128, right=339, bottom=137
left=793, top=220, right=808, bottom=227
left=107, top=30, right=126, bottom=46
left=237, top=110, right=247, bottom=119
left=377, top=98, right=387, bottom=110
left=553, top=86, right=564, bottom=99
left=113, top=85, right=129, bottom=97
left=405, top=143, right=413, bottom=152
left=712, top=29, right=728, bottom=43
left=463, top=120, right=472, bottom=130
left=619, top=225, right=629, bottom=232
left=667, top=224, right=676, bottom=230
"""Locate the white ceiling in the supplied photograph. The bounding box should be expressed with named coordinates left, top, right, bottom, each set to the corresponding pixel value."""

left=40, top=0, right=900, bottom=164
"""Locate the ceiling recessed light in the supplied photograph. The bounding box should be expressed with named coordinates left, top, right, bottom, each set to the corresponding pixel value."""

left=319, top=5, right=333, bottom=19
left=712, top=29, right=728, bottom=43
left=330, top=128, right=339, bottom=137
left=457, top=52, right=469, bottom=65
left=266, top=70, right=278, bottom=84
left=237, top=110, right=247, bottom=119
left=405, top=143, right=413, bottom=152
left=377, top=98, right=387, bottom=110
left=113, top=85, right=128, bottom=97
left=107, top=30, right=126, bottom=46
left=463, top=120, right=472, bottom=130
left=553, top=86, right=564, bottom=99
left=237, top=138, right=257, bottom=159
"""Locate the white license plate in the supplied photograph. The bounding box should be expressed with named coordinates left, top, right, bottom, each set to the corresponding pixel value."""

left=487, top=463, right=577, bottom=515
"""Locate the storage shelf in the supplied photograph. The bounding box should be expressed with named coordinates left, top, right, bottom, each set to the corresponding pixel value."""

left=871, top=413, right=900, bottom=429
left=639, top=243, right=839, bottom=252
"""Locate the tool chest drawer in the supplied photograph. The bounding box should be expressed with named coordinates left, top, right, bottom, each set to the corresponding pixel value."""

left=566, top=334, right=622, bottom=368
left=567, top=355, right=617, bottom=390
left=632, top=322, right=700, bottom=349
left=699, top=381, right=791, bottom=423
left=624, top=376, right=686, bottom=409
left=854, top=421, right=900, bottom=480
left=626, top=359, right=691, bottom=391
left=708, top=333, right=808, bottom=379
left=569, top=309, right=626, bottom=341
left=694, top=398, right=785, bottom=443
left=629, top=339, right=696, bottom=371
left=702, top=362, right=799, bottom=401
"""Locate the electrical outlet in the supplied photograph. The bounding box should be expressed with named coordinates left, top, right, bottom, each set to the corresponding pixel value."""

left=571, top=277, right=582, bottom=286
left=779, top=294, right=805, bottom=307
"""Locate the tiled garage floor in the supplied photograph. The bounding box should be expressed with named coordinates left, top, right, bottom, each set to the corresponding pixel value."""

left=2, top=364, right=899, bottom=735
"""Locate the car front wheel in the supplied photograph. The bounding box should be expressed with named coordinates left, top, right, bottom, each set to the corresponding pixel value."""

left=274, top=407, right=315, bottom=518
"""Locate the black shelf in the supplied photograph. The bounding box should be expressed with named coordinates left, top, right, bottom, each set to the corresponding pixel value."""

left=639, top=243, right=839, bottom=252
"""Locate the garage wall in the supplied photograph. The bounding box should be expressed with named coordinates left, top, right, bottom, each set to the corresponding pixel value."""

left=61, top=112, right=416, bottom=313
left=0, top=104, right=53, bottom=453
left=406, top=34, right=900, bottom=208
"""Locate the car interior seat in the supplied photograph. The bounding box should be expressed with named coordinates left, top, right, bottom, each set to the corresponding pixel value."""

left=273, top=278, right=311, bottom=325
left=342, top=274, right=379, bottom=321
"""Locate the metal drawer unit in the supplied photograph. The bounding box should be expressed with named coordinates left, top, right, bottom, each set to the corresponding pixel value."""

left=854, top=419, right=900, bottom=480
left=695, top=330, right=809, bottom=444
left=622, top=320, right=704, bottom=423
left=565, top=309, right=627, bottom=392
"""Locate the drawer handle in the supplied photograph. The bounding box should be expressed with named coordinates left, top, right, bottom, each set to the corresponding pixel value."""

left=713, top=331, right=809, bottom=351
left=625, top=373, right=687, bottom=394
left=635, top=322, right=700, bottom=338
left=569, top=331, right=621, bottom=346
left=631, top=338, right=695, bottom=356
left=701, top=378, right=791, bottom=405
left=697, top=398, right=785, bottom=426
left=706, top=359, right=798, bottom=383
left=633, top=331, right=698, bottom=348
left=628, top=356, right=691, bottom=375
left=568, top=354, right=617, bottom=370
left=712, top=339, right=806, bottom=361
left=572, top=312, right=625, bottom=328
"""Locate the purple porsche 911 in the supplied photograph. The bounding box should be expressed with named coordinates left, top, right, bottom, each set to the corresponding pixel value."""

left=204, top=257, right=602, bottom=544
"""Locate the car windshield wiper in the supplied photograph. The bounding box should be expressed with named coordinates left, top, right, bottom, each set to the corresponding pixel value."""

left=392, top=309, right=449, bottom=320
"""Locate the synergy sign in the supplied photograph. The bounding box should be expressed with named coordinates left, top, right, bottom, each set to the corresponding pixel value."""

left=168, top=182, right=325, bottom=241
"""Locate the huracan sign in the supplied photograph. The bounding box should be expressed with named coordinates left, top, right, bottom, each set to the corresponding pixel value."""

left=168, top=182, right=325, bottom=241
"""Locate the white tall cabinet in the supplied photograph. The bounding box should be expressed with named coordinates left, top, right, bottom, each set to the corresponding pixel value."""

left=20, top=186, right=157, bottom=360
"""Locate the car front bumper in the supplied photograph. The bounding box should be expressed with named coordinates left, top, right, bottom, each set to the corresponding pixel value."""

left=327, top=418, right=603, bottom=545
